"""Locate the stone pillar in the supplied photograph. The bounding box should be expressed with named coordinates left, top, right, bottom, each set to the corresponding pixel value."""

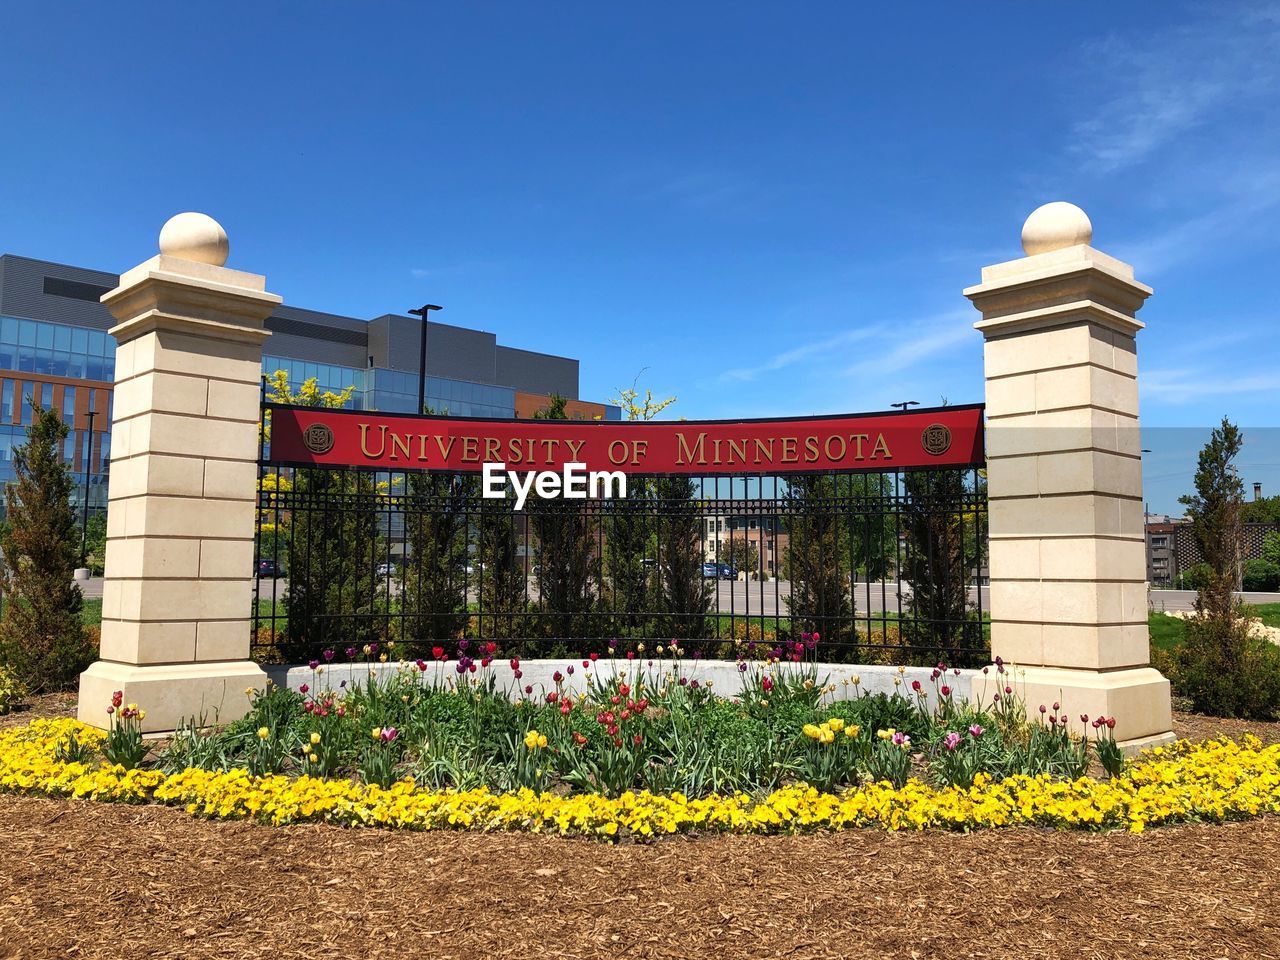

left=965, top=202, right=1174, bottom=751
left=77, top=213, right=279, bottom=733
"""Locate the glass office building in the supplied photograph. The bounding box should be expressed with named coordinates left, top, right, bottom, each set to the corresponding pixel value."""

left=0, top=253, right=618, bottom=516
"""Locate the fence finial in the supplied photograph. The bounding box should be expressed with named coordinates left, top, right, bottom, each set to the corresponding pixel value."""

left=1020, top=201, right=1092, bottom=255
left=158, top=211, right=229, bottom=266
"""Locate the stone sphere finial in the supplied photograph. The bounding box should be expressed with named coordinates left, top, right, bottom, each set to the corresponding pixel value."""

left=158, top=212, right=229, bottom=266
left=1021, top=201, right=1092, bottom=256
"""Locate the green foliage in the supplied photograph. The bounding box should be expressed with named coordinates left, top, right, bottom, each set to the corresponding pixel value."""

left=0, top=405, right=94, bottom=692
left=783, top=474, right=853, bottom=641
left=651, top=476, right=712, bottom=639
left=400, top=473, right=472, bottom=642
left=900, top=468, right=983, bottom=659
left=0, top=664, right=26, bottom=715
left=715, top=534, right=759, bottom=578
left=1242, top=559, right=1280, bottom=592
left=603, top=477, right=655, bottom=637
left=1169, top=419, right=1280, bottom=719
left=1262, top=531, right=1280, bottom=569
left=284, top=467, right=384, bottom=658
left=528, top=393, right=601, bottom=640
left=81, top=513, right=106, bottom=576
left=1176, top=562, right=1212, bottom=591
left=1179, top=418, right=1244, bottom=617
left=1241, top=494, right=1280, bottom=524
left=1168, top=613, right=1280, bottom=719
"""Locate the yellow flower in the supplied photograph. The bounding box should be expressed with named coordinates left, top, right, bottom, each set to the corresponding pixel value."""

left=371, top=727, right=382, bottom=741
left=138, top=710, right=146, bottom=721
left=524, top=729, right=547, bottom=750
left=308, top=753, right=319, bottom=764
left=257, top=727, right=269, bottom=740
left=310, top=732, right=321, bottom=745
left=827, top=717, right=844, bottom=733
left=877, top=728, right=893, bottom=741
left=845, top=725, right=860, bottom=739
left=802, top=724, right=821, bottom=740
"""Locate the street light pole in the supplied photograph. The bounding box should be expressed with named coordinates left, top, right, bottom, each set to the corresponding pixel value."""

left=408, top=304, right=444, bottom=414
left=80, top=409, right=97, bottom=568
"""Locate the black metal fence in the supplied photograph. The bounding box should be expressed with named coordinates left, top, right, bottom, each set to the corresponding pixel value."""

left=253, top=432, right=988, bottom=666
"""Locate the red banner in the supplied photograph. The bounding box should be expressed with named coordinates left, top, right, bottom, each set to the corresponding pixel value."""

left=266, top=404, right=984, bottom=474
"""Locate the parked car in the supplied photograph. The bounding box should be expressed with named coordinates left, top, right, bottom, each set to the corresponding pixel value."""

left=701, top=562, right=719, bottom=578
left=376, top=562, right=395, bottom=578
left=718, top=563, right=738, bottom=580
left=256, top=559, right=285, bottom=579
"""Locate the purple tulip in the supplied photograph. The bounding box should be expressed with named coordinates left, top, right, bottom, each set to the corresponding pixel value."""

left=308, top=659, right=319, bottom=671
left=968, top=724, right=984, bottom=738
left=943, top=732, right=962, bottom=752
left=323, top=648, right=335, bottom=662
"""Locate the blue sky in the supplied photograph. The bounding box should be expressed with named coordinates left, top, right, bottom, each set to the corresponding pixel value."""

left=1, top=1, right=1277, bottom=512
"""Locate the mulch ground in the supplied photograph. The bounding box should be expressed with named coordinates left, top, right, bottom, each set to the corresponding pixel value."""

left=0, top=795, right=1276, bottom=960
left=1, top=696, right=1278, bottom=959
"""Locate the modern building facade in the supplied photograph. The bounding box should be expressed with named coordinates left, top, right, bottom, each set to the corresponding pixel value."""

left=0, top=253, right=618, bottom=514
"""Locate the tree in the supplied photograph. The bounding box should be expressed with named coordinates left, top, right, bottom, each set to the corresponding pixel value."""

left=715, top=533, right=759, bottom=578
left=0, top=405, right=94, bottom=691
left=1263, top=531, right=1280, bottom=569
left=264, top=372, right=384, bottom=660
left=783, top=475, right=853, bottom=643
left=529, top=393, right=600, bottom=639
left=601, top=375, right=676, bottom=637
left=399, top=472, right=471, bottom=643
left=82, top=513, right=107, bottom=577
left=900, top=468, right=983, bottom=662
left=1241, top=494, right=1280, bottom=524
left=1170, top=419, right=1280, bottom=718
left=475, top=493, right=526, bottom=642
left=609, top=373, right=676, bottom=423
left=1178, top=418, right=1244, bottom=616
left=652, top=475, right=711, bottom=639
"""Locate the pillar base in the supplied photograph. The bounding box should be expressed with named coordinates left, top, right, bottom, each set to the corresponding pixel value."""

left=978, top=664, right=1173, bottom=745
left=77, top=659, right=267, bottom=734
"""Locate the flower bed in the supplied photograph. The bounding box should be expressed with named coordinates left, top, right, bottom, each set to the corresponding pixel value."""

left=1, top=718, right=1279, bottom=837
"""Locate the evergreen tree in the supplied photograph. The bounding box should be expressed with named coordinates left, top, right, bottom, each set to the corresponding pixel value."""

left=263, top=372, right=385, bottom=660
left=283, top=466, right=383, bottom=658
left=899, top=468, right=982, bottom=662
left=1180, top=418, right=1244, bottom=617
left=653, top=475, right=711, bottom=639
left=475, top=493, right=526, bottom=642
left=603, top=478, right=654, bottom=637
left=398, top=472, right=472, bottom=644
left=528, top=393, right=600, bottom=639
left=0, top=405, right=93, bottom=691
left=1171, top=419, right=1280, bottom=718
left=783, top=474, right=853, bottom=643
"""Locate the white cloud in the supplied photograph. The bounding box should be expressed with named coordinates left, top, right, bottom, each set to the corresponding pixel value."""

left=1144, top=367, right=1280, bottom=402
left=1070, top=5, right=1280, bottom=173
left=720, top=324, right=886, bottom=382
left=845, top=309, right=974, bottom=377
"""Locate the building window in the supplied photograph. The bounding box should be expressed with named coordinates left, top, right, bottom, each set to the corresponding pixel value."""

left=1151, top=536, right=1168, bottom=548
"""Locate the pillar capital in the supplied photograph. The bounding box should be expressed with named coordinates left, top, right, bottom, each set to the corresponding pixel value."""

left=965, top=244, right=1152, bottom=339
left=104, top=254, right=280, bottom=344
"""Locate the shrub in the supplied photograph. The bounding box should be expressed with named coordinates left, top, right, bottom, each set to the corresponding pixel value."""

left=1242, top=559, right=1280, bottom=592
left=1169, top=612, right=1280, bottom=719
left=0, top=666, right=26, bottom=715
left=1177, top=563, right=1212, bottom=591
